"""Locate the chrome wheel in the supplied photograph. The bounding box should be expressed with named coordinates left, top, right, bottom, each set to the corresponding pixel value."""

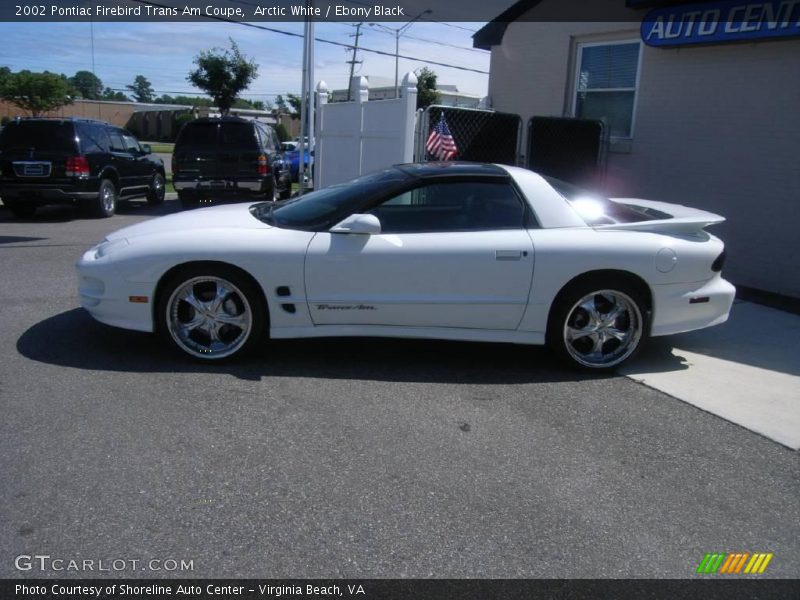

left=148, top=173, right=165, bottom=204
left=101, top=183, right=115, bottom=213
left=562, top=289, right=643, bottom=369
left=165, top=276, right=253, bottom=359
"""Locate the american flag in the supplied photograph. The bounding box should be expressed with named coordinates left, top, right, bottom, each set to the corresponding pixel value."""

left=426, top=115, right=458, bottom=161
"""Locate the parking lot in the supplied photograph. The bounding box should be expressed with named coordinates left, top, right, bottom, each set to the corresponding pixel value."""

left=1, top=199, right=798, bottom=578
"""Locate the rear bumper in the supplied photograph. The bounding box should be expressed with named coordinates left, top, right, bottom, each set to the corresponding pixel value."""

left=173, top=178, right=266, bottom=193
left=0, top=180, right=98, bottom=202
left=650, top=275, right=736, bottom=337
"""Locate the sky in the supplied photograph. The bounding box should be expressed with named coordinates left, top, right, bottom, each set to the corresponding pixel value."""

left=0, top=19, right=491, bottom=104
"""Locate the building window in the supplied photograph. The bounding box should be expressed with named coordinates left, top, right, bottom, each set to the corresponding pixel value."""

left=573, top=41, right=641, bottom=138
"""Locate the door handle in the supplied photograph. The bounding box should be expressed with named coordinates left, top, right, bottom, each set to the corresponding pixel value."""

left=495, top=250, right=524, bottom=261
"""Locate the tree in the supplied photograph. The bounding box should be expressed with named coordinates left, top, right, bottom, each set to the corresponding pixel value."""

left=127, top=75, right=154, bottom=103
left=415, top=67, right=441, bottom=110
left=187, top=39, right=258, bottom=116
left=70, top=70, right=103, bottom=100
left=285, top=93, right=301, bottom=118
left=274, top=122, right=289, bottom=142
left=0, top=66, right=10, bottom=89
left=0, top=70, right=74, bottom=116
left=101, top=87, right=129, bottom=102
left=274, top=94, right=287, bottom=113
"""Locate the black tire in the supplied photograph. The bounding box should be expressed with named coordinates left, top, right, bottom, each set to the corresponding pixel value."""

left=278, top=184, right=293, bottom=200
left=156, top=264, right=267, bottom=361
left=84, top=179, right=117, bottom=218
left=3, top=199, right=36, bottom=218
left=266, top=176, right=278, bottom=202
left=178, top=190, right=199, bottom=210
left=147, top=172, right=166, bottom=205
left=547, top=276, right=649, bottom=372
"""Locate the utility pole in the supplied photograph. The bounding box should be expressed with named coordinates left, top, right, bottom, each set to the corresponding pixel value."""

left=346, top=22, right=363, bottom=102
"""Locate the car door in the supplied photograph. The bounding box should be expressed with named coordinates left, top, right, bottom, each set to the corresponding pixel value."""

left=304, top=180, right=535, bottom=330
left=107, top=128, right=140, bottom=194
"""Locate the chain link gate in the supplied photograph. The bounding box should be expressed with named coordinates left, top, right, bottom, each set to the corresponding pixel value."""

left=526, top=116, right=608, bottom=189
left=415, top=106, right=522, bottom=166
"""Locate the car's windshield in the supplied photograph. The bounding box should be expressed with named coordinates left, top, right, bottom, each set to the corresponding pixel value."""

left=251, top=168, right=410, bottom=231
left=544, top=175, right=669, bottom=225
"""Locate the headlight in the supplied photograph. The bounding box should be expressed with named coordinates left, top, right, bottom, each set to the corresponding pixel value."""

left=95, top=238, right=129, bottom=258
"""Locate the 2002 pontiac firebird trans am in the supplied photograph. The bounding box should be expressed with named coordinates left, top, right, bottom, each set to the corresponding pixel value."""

left=76, top=163, right=735, bottom=371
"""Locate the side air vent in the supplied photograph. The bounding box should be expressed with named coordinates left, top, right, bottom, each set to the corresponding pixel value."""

left=711, top=250, right=727, bottom=272
left=281, top=304, right=296, bottom=314
left=276, top=286, right=291, bottom=297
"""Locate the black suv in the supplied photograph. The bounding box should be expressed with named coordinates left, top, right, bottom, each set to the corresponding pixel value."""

left=0, top=118, right=165, bottom=218
left=172, top=117, right=291, bottom=209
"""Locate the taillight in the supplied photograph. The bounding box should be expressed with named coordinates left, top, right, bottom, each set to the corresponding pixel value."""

left=711, top=249, right=727, bottom=272
left=65, top=156, right=90, bottom=178
left=171, top=154, right=177, bottom=175
left=257, top=154, right=269, bottom=176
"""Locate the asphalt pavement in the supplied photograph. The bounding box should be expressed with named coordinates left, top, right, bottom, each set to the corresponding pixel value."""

left=1, top=199, right=798, bottom=579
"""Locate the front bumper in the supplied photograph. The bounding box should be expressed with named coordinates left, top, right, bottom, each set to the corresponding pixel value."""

left=76, top=248, right=155, bottom=333
left=650, top=275, right=736, bottom=337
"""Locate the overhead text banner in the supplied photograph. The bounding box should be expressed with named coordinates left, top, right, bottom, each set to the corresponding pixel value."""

left=642, top=0, right=800, bottom=46
left=2, top=579, right=800, bottom=600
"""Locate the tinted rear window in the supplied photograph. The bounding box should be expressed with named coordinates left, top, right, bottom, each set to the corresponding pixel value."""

left=219, top=123, right=257, bottom=148
left=0, top=121, right=77, bottom=153
left=544, top=176, right=665, bottom=225
left=177, top=122, right=218, bottom=148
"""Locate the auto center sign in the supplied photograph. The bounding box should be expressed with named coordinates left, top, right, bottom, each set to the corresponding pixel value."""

left=641, top=0, right=800, bottom=46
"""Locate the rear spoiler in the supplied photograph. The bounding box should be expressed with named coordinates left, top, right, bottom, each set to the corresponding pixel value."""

left=596, top=198, right=725, bottom=234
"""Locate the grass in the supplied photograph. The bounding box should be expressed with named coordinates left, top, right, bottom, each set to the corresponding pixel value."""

left=146, top=142, right=175, bottom=153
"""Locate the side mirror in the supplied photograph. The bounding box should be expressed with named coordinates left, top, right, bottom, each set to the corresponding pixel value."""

left=140, top=143, right=152, bottom=154
left=330, top=213, right=381, bottom=235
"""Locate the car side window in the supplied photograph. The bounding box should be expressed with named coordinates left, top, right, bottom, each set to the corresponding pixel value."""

left=366, top=181, right=527, bottom=233
left=121, top=132, right=141, bottom=154
left=108, top=130, right=127, bottom=153
left=77, top=123, right=106, bottom=154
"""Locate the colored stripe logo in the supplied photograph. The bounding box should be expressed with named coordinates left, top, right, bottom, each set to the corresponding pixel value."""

left=697, top=552, right=773, bottom=574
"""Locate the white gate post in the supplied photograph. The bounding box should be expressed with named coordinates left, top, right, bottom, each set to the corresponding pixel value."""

left=314, top=80, right=328, bottom=188
left=400, top=71, right=418, bottom=163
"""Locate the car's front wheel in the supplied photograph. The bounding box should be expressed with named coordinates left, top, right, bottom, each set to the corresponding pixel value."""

left=157, top=265, right=266, bottom=361
left=548, top=278, right=648, bottom=371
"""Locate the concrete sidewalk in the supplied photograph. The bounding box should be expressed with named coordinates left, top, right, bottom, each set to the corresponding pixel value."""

left=623, top=300, right=800, bottom=450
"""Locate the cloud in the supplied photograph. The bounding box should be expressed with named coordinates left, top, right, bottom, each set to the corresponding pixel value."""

left=0, top=20, right=488, bottom=99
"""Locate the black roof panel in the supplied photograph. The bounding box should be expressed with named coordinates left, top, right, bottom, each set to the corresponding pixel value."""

left=395, top=162, right=508, bottom=179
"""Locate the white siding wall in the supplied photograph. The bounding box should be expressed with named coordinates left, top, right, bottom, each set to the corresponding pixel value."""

left=488, top=15, right=800, bottom=298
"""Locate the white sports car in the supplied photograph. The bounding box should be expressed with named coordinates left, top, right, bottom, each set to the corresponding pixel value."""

left=76, top=163, right=735, bottom=371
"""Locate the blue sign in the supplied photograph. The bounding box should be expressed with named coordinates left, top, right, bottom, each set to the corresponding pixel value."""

left=641, top=0, right=800, bottom=46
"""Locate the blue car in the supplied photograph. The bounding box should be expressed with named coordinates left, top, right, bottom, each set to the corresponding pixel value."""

left=284, top=147, right=310, bottom=182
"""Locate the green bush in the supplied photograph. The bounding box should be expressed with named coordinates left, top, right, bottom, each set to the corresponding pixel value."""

left=274, top=122, right=289, bottom=142
left=172, top=112, right=195, bottom=141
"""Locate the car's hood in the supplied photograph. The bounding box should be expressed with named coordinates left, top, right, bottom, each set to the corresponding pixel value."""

left=106, top=202, right=271, bottom=241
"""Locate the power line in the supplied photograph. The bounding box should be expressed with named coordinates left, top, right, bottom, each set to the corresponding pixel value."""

left=130, top=0, right=489, bottom=75
left=327, top=20, right=487, bottom=54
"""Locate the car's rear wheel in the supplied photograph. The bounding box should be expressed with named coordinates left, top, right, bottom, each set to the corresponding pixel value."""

left=85, top=179, right=117, bottom=218
left=178, top=190, right=199, bottom=210
left=3, top=199, right=36, bottom=218
left=147, top=172, right=166, bottom=205
left=548, top=279, right=647, bottom=371
left=157, top=265, right=266, bottom=361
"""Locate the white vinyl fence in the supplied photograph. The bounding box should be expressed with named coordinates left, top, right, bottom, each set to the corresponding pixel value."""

left=315, top=72, right=418, bottom=189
